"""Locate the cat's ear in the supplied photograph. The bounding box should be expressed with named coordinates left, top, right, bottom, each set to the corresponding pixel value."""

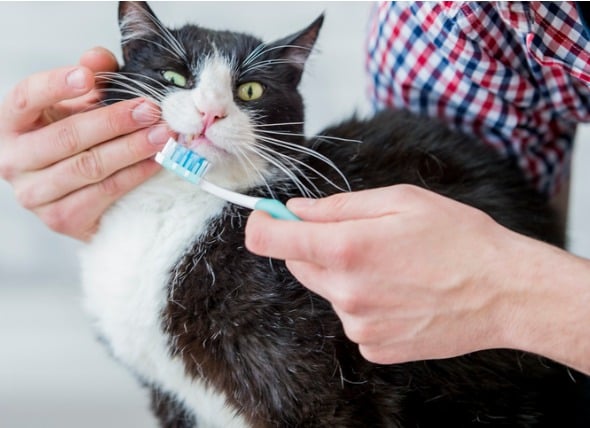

left=118, top=1, right=162, bottom=61
left=268, top=14, right=324, bottom=85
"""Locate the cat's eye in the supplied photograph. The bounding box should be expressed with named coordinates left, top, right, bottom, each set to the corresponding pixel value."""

left=162, top=70, right=188, bottom=88
left=237, top=82, right=264, bottom=101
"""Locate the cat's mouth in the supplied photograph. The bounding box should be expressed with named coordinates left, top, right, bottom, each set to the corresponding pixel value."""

left=178, top=133, right=211, bottom=148
left=177, top=133, right=229, bottom=161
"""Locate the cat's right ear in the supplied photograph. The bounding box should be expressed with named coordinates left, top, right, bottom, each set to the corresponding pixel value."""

left=118, top=1, right=161, bottom=61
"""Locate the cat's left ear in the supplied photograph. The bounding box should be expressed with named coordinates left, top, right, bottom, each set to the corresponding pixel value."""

left=269, top=14, right=324, bottom=86
left=118, top=1, right=163, bottom=62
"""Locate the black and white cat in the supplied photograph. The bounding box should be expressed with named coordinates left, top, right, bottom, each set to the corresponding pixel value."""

left=80, top=2, right=589, bottom=427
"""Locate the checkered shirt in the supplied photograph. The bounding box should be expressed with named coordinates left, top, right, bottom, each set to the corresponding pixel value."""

left=366, top=1, right=590, bottom=197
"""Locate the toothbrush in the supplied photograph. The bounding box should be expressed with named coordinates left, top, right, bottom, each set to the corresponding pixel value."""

left=155, top=138, right=300, bottom=221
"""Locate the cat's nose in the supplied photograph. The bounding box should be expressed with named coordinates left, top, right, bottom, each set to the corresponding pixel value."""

left=199, top=108, right=227, bottom=130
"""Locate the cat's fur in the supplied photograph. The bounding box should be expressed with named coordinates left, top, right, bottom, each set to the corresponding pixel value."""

left=80, top=2, right=589, bottom=427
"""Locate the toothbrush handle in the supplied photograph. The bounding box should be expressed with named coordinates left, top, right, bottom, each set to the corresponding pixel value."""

left=200, top=180, right=299, bottom=220
left=255, top=199, right=300, bottom=221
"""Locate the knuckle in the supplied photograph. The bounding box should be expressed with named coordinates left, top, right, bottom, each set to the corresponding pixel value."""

left=343, top=319, right=372, bottom=344
left=333, top=288, right=363, bottom=314
left=55, top=124, right=81, bottom=155
left=14, top=183, right=38, bottom=210
left=325, top=192, right=350, bottom=212
left=325, top=237, right=357, bottom=270
left=124, top=133, right=145, bottom=159
left=0, top=155, right=15, bottom=180
left=38, top=204, right=70, bottom=234
left=394, top=183, right=422, bottom=200
left=74, top=149, right=104, bottom=181
left=358, top=345, right=385, bottom=364
left=10, top=80, right=29, bottom=113
left=104, top=107, right=125, bottom=135
left=97, top=174, right=122, bottom=198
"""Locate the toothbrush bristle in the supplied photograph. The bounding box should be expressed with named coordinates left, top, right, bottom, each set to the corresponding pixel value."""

left=155, top=138, right=210, bottom=184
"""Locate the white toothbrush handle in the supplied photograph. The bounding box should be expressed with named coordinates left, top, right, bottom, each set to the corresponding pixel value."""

left=199, top=180, right=300, bottom=220
left=199, top=179, right=260, bottom=210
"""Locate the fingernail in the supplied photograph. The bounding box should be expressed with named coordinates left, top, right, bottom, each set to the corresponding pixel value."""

left=148, top=125, right=170, bottom=146
left=132, top=101, right=159, bottom=125
left=66, top=68, right=87, bottom=89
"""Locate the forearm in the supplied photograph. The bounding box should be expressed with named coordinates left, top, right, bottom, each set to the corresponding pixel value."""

left=496, top=229, right=590, bottom=375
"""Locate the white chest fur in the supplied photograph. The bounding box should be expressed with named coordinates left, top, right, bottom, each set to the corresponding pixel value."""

left=79, top=174, right=249, bottom=427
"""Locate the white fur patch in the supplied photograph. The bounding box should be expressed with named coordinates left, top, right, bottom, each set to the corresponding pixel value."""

left=80, top=172, right=249, bottom=427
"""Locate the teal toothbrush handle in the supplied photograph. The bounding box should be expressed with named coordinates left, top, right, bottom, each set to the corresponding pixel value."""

left=255, top=199, right=300, bottom=221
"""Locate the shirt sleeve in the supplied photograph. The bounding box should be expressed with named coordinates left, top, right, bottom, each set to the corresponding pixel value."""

left=365, top=1, right=590, bottom=197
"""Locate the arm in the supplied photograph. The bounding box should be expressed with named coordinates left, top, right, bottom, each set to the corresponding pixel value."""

left=245, top=185, right=590, bottom=375
left=0, top=47, right=171, bottom=241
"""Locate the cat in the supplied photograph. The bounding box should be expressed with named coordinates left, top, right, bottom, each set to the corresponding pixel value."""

left=79, top=2, right=589, bottom=427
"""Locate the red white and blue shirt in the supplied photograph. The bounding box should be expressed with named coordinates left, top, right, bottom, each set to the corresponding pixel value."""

left=366, top=2, right=590, bottom=197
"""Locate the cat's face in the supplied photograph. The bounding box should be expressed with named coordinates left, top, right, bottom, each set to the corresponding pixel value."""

left=107, top=1, right=323, bottom=191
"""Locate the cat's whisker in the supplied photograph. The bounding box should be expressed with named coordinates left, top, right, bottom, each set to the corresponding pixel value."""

left=240, top=44, right=314, bottom=77
left=254, top=134, right=351, bottom=192
left=230, top=141, right=276, bottom=199
left=241, top=43, right=268, bottom=67
left=247, top=143, right=318, bottom=198
left=121, top=6, right=188, bottom=62
left=128, top=37, right=188, bottom=65
left=97, top=71, right=168, bottom=88
left=96, top=72, right=167, bottom=102
left=228, top=127, right=314, bottom=198
left=251, top=121, right=305, bottom=128
left=252, top=141, right=333, bottom=197
left=243, top=133, right=325, bottom=198
left=241, top=59, right=306, bottom=76
left=257, top=128, right=364, bottom=146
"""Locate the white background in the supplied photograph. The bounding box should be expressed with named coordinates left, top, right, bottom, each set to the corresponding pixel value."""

left=0, top=3, right=589, bottom=428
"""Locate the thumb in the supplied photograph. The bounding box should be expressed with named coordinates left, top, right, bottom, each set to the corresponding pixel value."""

left=287, top=184, right=421, bottom=222
left=79, top=46, right=119, bottom=73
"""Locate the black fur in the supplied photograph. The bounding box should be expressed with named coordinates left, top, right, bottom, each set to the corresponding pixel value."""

left=104, top=2, right=589, bottom=426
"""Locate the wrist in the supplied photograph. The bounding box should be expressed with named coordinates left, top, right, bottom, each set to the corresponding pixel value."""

left=494, top=229, right=590, bottom=373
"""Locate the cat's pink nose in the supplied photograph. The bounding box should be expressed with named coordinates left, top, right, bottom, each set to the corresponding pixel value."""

left=198, top=107, right=227, bottom=132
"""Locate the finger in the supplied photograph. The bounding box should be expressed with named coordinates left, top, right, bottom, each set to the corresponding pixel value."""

left=336, top=311, right=392, bottom=347
left=1, top=66, right=94, bottom=133
left=245, top=210, right=368, bottom=268
left=79, top=46, right=119, bottom=74
left=45, top=47, right=121, bottom=122
left=17, top=98, right=161, bottom=171
left=14, top=125, right=170, bottom=209
left=74, top=47, right=119, bottom=105
left=285, top=259, right=332, bottom=300
left=358, top=343, right=413, bottom=365
left=34, top=158, right=161, bottom=241
left=287, top=258, right=379, bottom=315
left=286, top=184, right=428, bottom=222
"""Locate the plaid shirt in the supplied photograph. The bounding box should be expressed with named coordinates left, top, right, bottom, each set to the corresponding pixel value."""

left=366, top=1, right=590, bottom=197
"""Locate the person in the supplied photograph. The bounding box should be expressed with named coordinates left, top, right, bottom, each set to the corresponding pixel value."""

left=0, top=3, right=588, bottom=376
left=249, top=2, right=590, bottom=377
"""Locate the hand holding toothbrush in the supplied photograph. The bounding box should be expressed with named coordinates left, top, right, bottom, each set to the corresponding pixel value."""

left=245, top=185, right=590, bottom=376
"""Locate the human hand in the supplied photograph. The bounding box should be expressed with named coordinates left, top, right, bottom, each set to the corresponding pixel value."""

left=0, top=47, right=171, bottom=241
left=245, top=184, right=524, bottom=364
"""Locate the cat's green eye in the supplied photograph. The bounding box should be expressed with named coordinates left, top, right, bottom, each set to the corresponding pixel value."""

left=237, top=82, right=264, bottom=101
left=162, top=70, right=188, bottom=88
